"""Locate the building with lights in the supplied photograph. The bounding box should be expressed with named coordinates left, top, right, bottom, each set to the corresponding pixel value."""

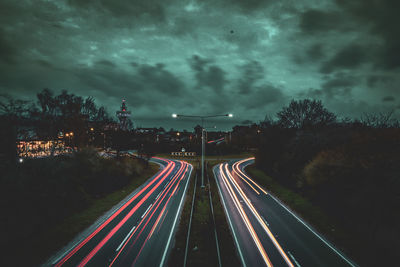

left=116, top=99, right=131, bottom=131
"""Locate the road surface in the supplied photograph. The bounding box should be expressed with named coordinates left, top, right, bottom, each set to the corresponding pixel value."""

left=50, top=157, right=192, bottom=267
left=214, top=158, right=356, bottom=267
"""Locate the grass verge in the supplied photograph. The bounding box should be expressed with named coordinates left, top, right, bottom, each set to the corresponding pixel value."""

left=32, top=162, right=159, bottom=266
left=168, top=161, right=240, bottom=267
left=246, top=166, right=356, bottom=264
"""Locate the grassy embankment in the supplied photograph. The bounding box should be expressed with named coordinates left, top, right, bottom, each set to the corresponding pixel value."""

left=245, top=166, right=348, bottom=252
left=253, top=127, right=400, bottom=266
left=168, top=161, right=240, bottom=267
left=0, top=148, right=159, bottom=266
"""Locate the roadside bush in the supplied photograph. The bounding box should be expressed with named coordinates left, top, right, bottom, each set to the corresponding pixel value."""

left=0, top=148, right=148, bottom=253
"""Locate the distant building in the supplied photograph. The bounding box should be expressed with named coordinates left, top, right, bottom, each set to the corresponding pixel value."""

left=116, top=99, right=131, bottom=131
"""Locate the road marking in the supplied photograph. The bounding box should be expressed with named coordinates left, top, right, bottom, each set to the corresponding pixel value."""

left=116, top=226, right=136, bottom=252
left=224, top=164, right=293, bottom=267
left=213, top=165, right=247, bottom=267
left=156, top=192, right=162, bottom=200
left=268, top=194, right=356, bottom=267
left=141, top=204, right=152, bottom=219
left=239, top=158, right=356, bottom=267
left=160, top=164, right=193, bottom=267
left=261, top=216, right=270, bottom=227
left=184, top=174, right=197, bottom=267
left=287, top=251, right=302, bottom=267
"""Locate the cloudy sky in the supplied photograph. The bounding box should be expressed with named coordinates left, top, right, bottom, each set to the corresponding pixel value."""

left=1, top=0, right=399, bottom=129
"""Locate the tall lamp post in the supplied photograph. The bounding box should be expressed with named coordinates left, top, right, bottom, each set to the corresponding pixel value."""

left=172, top=113, right=233, bottom=188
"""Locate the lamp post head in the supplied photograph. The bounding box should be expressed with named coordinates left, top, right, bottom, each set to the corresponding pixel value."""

left=228, top=113, right=233, bottom=117
left=172, top=113, right=178, bottom=118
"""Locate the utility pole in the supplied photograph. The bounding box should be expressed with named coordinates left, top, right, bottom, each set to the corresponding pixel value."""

left=172, top=113, right=233, bottom=188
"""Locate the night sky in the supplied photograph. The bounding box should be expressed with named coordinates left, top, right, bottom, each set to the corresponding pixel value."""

left=1, top=0, right=399, bottom=130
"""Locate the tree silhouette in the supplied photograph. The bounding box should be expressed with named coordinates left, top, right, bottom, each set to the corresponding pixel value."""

left=277, top=99, right=336, bottom=129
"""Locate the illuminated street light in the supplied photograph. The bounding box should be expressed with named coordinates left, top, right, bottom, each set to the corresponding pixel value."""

left=19, top=158, right=23, bottom=163
left=177, top=132, right=180, bottom=136
left=70, top=132, right=74, bottom=136
left=90, top=127, right=94, bottom=131
left=65, top=133, right=69, bottom=137
left=172, top=113, right=233, bottom=188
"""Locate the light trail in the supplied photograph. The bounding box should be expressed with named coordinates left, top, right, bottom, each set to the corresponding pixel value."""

left=55, top=158, right=173, bottom=267
left=108, top=162, right=189, bottom=266
left=131, top=165, right=189, bottom=266
left=76, top=161, right=177, bottom=267
left=219, top=164, right=273, bottom=267
left=224, top=163, right=294, bottom=267
left=233, top=158, right=268, bottom=195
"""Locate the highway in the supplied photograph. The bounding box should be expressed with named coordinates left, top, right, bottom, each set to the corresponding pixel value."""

left=214, top=158, right=356, bottom=267
left=50, top=157, right=192, bottom=267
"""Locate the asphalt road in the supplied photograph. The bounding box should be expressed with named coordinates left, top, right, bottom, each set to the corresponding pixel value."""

left=214, top=158, right=356, bottom=267
left=50, top=157, right=192, bottom=267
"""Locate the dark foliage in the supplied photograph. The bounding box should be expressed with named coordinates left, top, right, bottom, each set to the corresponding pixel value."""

left=0, top=148, right=147, bottom=266
left=255, top=100, right=400, bottom=266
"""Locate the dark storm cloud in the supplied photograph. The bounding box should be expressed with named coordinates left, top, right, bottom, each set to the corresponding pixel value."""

left=67, top=0, right=167, bottom=22
left=1, top=0, right=399, bottom=128
left=73, top=62, right=185, bottom=103
left=244, top=84, right=285, bottom=110
left=95, top=60, right=116, bottom=68
left=188, top=55, right=226, bottom=94
left=0, top=32, right=16, bottom=64
left=237, top=61, right=264, bottom=94
left=303, top=73, right=355, bottom=100
left=367, top=75, right=393, bottom=88
left=382, top=96, right=395, bottom=102
left=299, top=9, right=347, bottom=34
left=224, top=0, right=270, bottom=12
left=335, top=0, right=400, bottom=69
left=321, top=73, right=354, bottom=98
left=320, top=44, right=367, bottom=73
left=307, top=43, right=324, bottom=61
left=292, top=43, right=325, bottom=65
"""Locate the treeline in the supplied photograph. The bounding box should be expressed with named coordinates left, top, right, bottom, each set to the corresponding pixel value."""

left=0, top=148, right=150, bottom=266
left=255, top=99, right=400, bottom=266
left=0, top=89, right=115, bottom=163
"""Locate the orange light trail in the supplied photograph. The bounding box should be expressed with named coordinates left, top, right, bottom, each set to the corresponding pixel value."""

left=224, top=161, right=294, bottom=267
left=233, top=157, right=268, bottom=195
left=219, top=164, right=273, bottom=267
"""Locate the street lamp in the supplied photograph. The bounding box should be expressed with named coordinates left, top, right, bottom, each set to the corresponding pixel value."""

left=172, top=113, right=233, bottom=188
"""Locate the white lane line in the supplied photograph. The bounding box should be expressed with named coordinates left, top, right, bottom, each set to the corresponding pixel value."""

left=240, top=159, right=356, bottom=267
left=287, top=251, right=302, bottom=267
left=141, top=204, right=152, bottom=219
left=116, top=226, right=136, bottom=252
left=261, top=216, right=270, bottom=227
left=156, top=192, right=162, bottom=200
left=268, top=192, right=355, bottom=266
left=213, top=165, right=247, bottom=267
left=183, top=174, right=197, bottom=267
left=50, top=159, right=168, bottom=265
left=160, top=164, right=193, bottom=267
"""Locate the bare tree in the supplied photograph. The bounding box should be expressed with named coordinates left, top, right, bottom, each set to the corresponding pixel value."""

left=361, top=110, right=398, bottom=128
left=277, top=99, right=336, bottom=129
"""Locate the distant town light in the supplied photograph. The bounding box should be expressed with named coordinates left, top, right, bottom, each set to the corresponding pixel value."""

left=172, top=113, right=178, bottom=118
left=70, top=132, right=74, bottom=136
left=177, top=132, right=180, bottom=136
left=65, top=133, right=69, bottom=137
left=90, top=127, right=94, bottom=131
left=19, top=158, right=23, bottom=163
